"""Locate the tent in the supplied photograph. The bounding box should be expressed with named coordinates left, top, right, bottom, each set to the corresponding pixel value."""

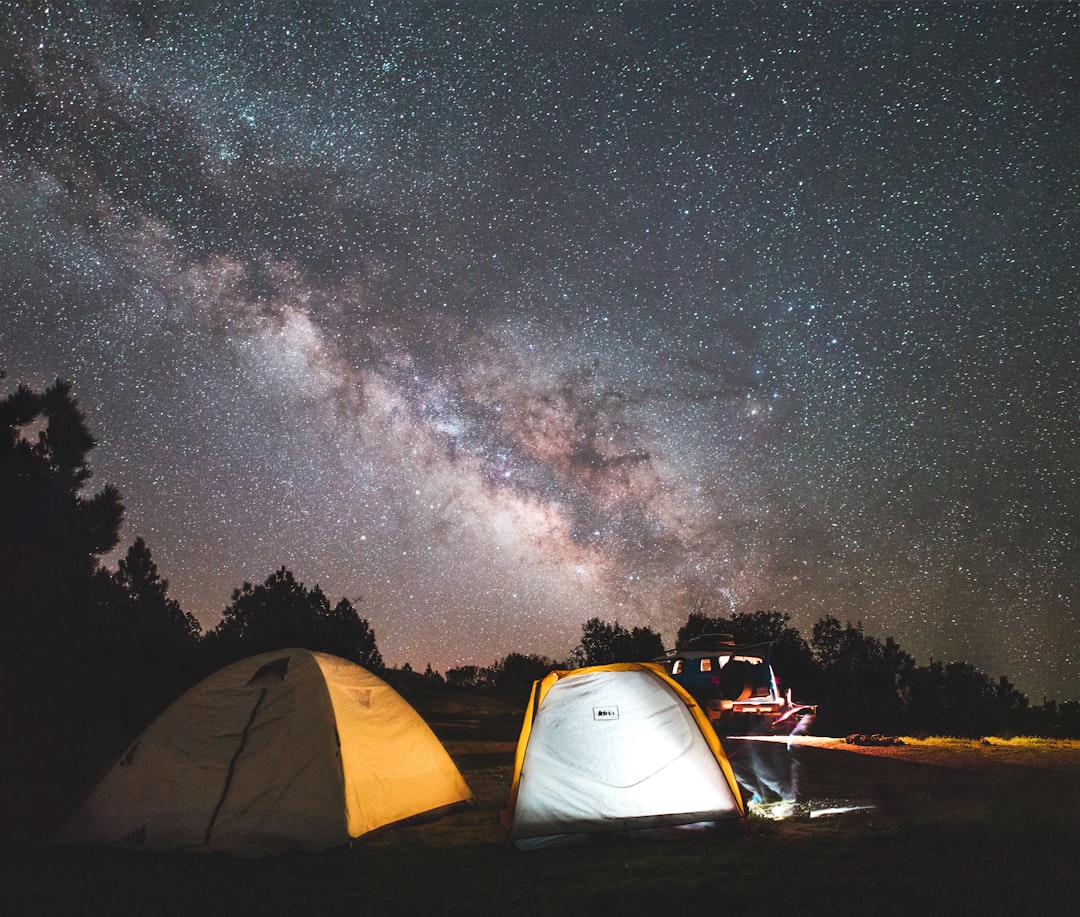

left=58, top=649, right=473, bottom=856
left=502, top=663, right=745, bottom=849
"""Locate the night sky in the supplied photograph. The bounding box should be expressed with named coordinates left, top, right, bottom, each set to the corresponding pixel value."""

left=2, top=2, right=1077, bottom=701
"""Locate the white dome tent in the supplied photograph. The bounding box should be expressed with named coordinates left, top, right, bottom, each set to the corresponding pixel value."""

left=502, top=663, right=745, bottom=849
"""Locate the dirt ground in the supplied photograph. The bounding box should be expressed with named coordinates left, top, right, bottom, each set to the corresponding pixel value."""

left=4, top=730, right=1079, bottom=916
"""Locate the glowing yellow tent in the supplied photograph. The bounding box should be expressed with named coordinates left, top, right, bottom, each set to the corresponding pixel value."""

left=58, top=649, right=473, bottom=856
left=503, top=663, right=745, bottom=848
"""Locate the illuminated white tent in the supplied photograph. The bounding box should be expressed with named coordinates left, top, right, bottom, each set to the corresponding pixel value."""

left=58, top=649, right=472, bottom=856
left=502, top=663, right=745, bottom=849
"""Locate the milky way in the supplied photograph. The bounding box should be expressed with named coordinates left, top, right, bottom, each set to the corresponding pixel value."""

left=2, top=1, right=1077, bottom=700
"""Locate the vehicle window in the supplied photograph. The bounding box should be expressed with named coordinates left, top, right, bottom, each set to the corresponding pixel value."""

left=700, top=658, right=712, bottom=672
left=671, top=659, right=682, bottom=675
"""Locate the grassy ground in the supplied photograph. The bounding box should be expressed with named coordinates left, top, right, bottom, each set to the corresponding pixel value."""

left=3, top=684, right=1078, bottom=917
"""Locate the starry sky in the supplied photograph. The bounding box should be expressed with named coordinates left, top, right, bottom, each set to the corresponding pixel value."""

left=2, top=1, right=1077, bottom=701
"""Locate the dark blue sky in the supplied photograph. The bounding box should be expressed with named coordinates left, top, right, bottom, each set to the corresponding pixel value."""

left=2, top=1, right=1077, bottom=700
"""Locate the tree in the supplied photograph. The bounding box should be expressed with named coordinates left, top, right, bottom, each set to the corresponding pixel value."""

left=91, top=537, right=202, bottom=733
left=1031, top=699, right=1080, bottom=739
left=571, top=617, right=664, bottom=667
left=111, top=537, right=200, bottom=647
left=446, top=665, right=484, bottom=688
left=204, top=567, right=382, bottom=671
left=905, top=661, right=1030, bottom=738
left=1, top=378, right=124, bottom=720
left=625, top=625, right=665, bottom=662
left=677, top=608, right=793, bottom=647
left=572, top=617, right=618, bottom=667
left=210, top=567, right=314, bottom=651
left=811, top=617, right=914, bottom=734
left=317, top=595, right=384, bottom=671
left=488, top=652, right=556, bottom=690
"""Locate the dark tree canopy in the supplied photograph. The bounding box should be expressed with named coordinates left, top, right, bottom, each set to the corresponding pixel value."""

left=445, top=664, right=485, bottom=688
left=319, top=595, right=384, bottom=670
left=111, top=536, right=201, bottom=647
left=571, top=617, right=665, bottom=667
left=89, top=537, right=202, bottom=734
left=205, top=567, right=383, bottom=672
left=1, top=379, right=124, bottom=694
left=677, top=608, right=796, bottom=647
left=810, top=616, right=914, bottom=734
left=489, top=652, right=557, bottom=689
left=905, top=660, right=1029, bottom=739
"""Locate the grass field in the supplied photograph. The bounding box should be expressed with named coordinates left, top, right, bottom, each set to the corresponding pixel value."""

left=3, top=683, right=1078, bottom=917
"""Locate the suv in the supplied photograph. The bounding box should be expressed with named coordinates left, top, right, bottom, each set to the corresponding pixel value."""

left=655, top=634, right=815, bottom=734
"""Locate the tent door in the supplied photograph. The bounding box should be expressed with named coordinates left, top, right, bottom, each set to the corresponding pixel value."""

left=203, top=687, right=269, bottom=846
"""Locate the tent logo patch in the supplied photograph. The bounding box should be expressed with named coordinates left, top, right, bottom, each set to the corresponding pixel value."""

left=593, top=706, right=620, bottom=721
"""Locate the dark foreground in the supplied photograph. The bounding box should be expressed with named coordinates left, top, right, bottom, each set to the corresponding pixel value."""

left=3, top=698, right=1078, bottom=917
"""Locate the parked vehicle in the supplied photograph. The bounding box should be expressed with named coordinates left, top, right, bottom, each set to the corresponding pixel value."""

left=655, top=634, right=816, bottom=734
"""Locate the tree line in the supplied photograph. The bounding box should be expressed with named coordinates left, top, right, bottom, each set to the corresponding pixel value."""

left=3, top=378, right=1078, bottom=757
left=0, top=378, right=382, bottom=754
left=446, top=610, right=1079, bottom=739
